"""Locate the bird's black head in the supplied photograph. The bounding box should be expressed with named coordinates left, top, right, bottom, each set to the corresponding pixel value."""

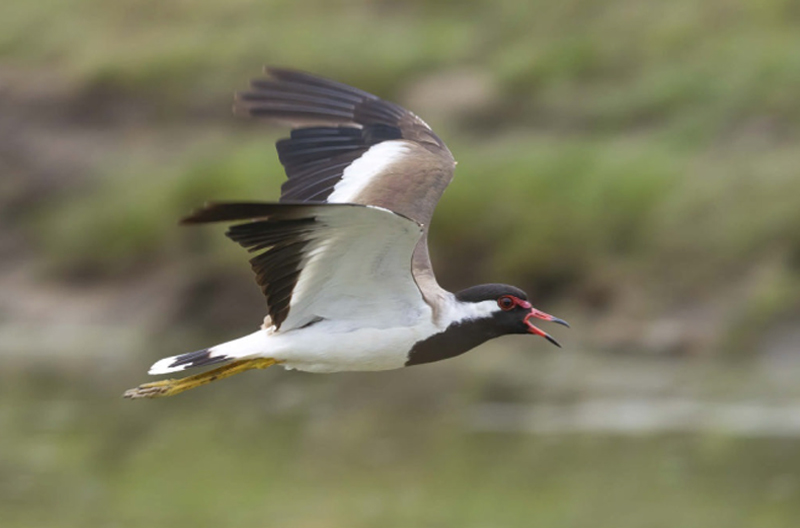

left=455, top=283, right=569, bottom=347
left=405, top=283, right=570, bottom=367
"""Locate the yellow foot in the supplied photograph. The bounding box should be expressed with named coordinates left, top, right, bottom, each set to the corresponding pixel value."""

left=123, top=358, right=279, bottom=399
left=123, top=379, right=180, bottom=399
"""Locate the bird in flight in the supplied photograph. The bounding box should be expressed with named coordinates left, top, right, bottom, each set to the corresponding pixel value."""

left=124, top=68, right=568, bottom=399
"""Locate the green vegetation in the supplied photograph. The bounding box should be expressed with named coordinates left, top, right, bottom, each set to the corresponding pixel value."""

left=7, top=0, right=798, bottom=351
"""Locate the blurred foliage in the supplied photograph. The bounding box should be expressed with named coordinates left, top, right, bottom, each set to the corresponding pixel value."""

left=5, top=0, right=798, bottom=351
left=3, top=0, right=800, bottom=131
left=31, top=137, right=281, bottom=272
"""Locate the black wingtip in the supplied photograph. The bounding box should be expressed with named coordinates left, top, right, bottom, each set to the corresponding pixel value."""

left=179, top=202, right=279, bottom=225
left=179, top=203, right=223, bottom=225
left=179, top=208, right=209, bottom=225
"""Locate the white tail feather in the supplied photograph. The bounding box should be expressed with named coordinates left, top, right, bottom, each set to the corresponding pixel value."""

left=148, top=330, right=269, bottom=375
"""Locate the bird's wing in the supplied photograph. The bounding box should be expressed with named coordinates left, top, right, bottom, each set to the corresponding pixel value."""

left=236, top=68, right=457, bottom=308
left=182, top=202, right=427, bottom=332
left=236, top=67, right=456, bottom=225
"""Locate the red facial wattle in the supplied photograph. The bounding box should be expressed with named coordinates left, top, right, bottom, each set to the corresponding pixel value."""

left=497, top=295, right=569, bottom=347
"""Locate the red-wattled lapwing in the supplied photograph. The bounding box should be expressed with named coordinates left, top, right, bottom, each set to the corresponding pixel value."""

left=124, top=68, right=568, bottom=399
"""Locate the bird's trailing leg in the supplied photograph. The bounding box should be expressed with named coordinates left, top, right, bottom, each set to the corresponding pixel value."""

left=123, top=358, right=279, bottom=399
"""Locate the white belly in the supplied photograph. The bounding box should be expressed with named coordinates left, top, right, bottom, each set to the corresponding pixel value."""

left=265, top=319, right=438, bottom=373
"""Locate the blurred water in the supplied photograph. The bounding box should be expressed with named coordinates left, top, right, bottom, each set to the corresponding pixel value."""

left=471, top=400, right=800, bottom=436
left=4, top=358, right=800, bottom=528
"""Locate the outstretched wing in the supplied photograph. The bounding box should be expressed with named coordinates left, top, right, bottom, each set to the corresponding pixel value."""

left=235, top=68, right=456, bottom=307
left=236, top=67, right=456, bottom=226
left=182, top=202, right=427, bottom=332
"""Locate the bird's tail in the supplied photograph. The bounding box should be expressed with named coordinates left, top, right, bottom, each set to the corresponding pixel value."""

left=147, top=330, right=269, bottom=375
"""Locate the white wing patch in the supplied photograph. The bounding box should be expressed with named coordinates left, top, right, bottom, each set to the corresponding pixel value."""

left=327, top=140, right=413, bottom=203
left=279, top=206, right=427, bottom=332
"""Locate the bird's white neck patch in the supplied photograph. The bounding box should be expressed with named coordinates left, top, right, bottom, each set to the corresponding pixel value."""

left=447, top=299, right=499, bottom=325
left=327, top=140, right=411, bottom=203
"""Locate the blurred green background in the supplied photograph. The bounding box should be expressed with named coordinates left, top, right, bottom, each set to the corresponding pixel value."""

left=3, top=1, right=800, bottom=526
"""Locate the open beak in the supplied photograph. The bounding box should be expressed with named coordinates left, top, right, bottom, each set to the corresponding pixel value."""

left=524, top=308, right=570, bottom=348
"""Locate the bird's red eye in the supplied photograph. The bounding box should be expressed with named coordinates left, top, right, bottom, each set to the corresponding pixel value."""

left=498, top=296, right=515, bottom=311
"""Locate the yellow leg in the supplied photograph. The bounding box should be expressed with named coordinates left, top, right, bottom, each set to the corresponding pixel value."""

left=123, top=358, right=279, bottom=399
